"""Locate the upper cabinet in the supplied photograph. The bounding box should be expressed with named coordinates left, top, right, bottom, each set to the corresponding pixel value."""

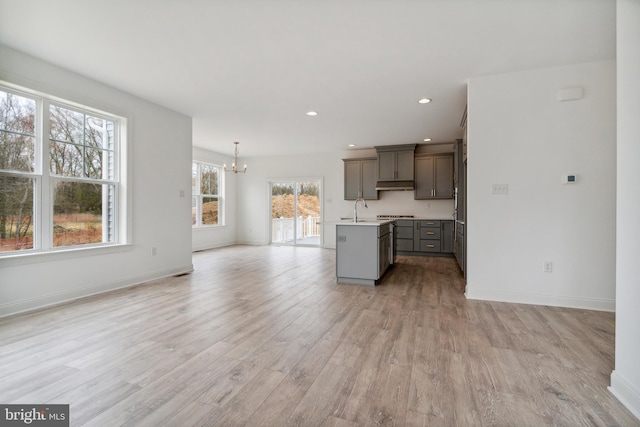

left=414, top=154, right=454, bottom=199
left=344, top=158, right=379, bottom=200
left=375, top=144, right=416, bottom=181
left=453, top=138, right=465, bottom=220
left=461, top=105, right=468, bottom=161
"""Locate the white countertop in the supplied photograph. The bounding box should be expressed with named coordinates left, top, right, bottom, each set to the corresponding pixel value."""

left=398, top=216, right=456, bottom=221
left=335, top=219, right=395, bottom=226
left=325, top=216, right=455, bottom=226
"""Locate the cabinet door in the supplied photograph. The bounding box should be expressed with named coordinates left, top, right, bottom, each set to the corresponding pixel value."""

left=378, top=233, right=391, bottom=278
left=344, top=159, right=378, bottom=200
left=434, top=155, right=454, bottom=198
left=396, top=151, right=414, bottom=181
left=414, top=156, right=435, bottom=199
left=396, top=239, right=414, bottom=252
left=396, top=150, right=414, bottom=180
left=361, top=159, right=378, bottom=199
left=440, top=221, right=454, bottom=253
left=344, top=161, right=361, bottom=200
left=377, top=151, right=396, bottom=181
left=453, top=140, right=459, bottom=185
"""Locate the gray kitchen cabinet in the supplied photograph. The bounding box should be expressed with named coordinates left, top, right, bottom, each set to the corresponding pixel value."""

left=453, top=138, right=465, bottom=223
left=416, top=220, right=440, bottom=253
left=336, top=222, right=393, bottom=286
left=414, top=154, right=454, bottom=199
left=455, top=222, right=465, bottom=275
left=378, top=228, right=392, bottom=278
left=441, top=220, right=454, bottom=253
left=395, top=219, right=454, bottom=255
left=343, top=158, right=378, bottom=200
left=394, top=220, right=414, bottom=252
left=375, top=144, right=416, bottom=181
left=453, top=138, right=467, bottom=278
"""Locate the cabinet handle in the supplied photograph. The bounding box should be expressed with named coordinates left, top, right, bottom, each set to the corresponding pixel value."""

left=427, top=244, right=435, bottom=248
left=426, top=232, right=434, bottom=235
left=426, top=222, right=434, bottom=225
left=416, top=222, right=419, bottom=231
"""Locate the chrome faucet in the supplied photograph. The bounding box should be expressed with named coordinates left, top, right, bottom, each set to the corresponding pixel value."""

left=353, top=198, right=368, bottom=223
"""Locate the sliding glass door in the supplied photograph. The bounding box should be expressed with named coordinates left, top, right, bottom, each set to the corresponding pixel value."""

left=270, top=179, right=321, bottom=246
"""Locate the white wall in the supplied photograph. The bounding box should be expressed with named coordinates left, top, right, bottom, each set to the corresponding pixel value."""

left=610, top=0, right=640, bottom=418
left=236, top=149, right=455, bottom=248
left=191, top=145, right=237, bottom=251
left=466, top=60, right=616, bottom=311
left=0, top=46, right=193, bottom=317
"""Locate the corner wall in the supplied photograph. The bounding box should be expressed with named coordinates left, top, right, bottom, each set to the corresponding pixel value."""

left=0, top=45, right=193, bottom=317
left=466, top=60, right=616, bottom=311
left=610, top=0, right=640, bottom=418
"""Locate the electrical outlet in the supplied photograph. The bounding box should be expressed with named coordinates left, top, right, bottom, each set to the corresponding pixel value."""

left=544, top=261, right=553, bottom=273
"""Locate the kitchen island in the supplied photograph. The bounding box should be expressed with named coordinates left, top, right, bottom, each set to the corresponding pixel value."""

left=336, top=219, right=394, bottom=286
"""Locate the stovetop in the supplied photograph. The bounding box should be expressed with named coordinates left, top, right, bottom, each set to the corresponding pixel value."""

left=376, top=215, right=415, bottom=219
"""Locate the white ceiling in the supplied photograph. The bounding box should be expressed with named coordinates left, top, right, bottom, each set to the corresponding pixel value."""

left=0, top=0, right=616, bottom=158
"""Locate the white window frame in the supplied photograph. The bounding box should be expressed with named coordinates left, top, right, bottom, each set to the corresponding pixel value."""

left=192, top=160, right=224, bottom=227
left=0, top=82, right=128, bottom=260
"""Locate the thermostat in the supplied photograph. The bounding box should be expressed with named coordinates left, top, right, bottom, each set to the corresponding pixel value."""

left=562, top=174, right=577, bottom=184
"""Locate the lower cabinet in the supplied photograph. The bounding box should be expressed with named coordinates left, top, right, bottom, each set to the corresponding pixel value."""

left=441, top=221, right=454, bottom=253
left=395, top=219, right=454, bottom=256
left=336, top=222, right=393, bottom=286
left=454, top=222, right=465, bottom=275
left=394, top=220, right=414, bottom=253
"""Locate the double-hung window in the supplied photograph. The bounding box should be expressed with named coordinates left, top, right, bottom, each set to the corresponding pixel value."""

left=192, top=161, right=223, bottom=227
left=0, top=84, right=124, bottom=255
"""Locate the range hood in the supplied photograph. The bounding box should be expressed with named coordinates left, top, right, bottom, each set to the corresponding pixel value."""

left=375, top=180, right=414, bottom=191
left=374, top=144, right=417, bottom=191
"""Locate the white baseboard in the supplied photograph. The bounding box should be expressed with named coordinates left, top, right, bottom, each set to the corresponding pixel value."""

left=235, top=239, right=269, bottom=246
left=465, top=286, right=615, bottom=312
left=0, top=263, right=194, bottom=319
left=192, top=241, right=235, bottom=252
left=610, top=370, right=640, bottom=421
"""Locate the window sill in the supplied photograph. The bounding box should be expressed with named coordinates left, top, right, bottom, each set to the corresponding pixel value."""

left=0, top=243, right=134, bottom=267
left=192, top=225, right=226, bottom=230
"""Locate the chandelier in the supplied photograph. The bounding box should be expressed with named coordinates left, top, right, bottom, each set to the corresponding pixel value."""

left=223, top=141, right=247, bottom=174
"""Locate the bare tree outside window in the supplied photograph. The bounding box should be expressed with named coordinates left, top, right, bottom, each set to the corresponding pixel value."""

left=48, top=104, right=115, bottom=247
left=0, top=86, right=121, bottom=253
left=192, top=161, right=223, bottom=226
left=0, top=91, right=36, bottom=251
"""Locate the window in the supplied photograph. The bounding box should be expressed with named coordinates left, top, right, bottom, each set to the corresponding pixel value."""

left=192, top=161, right=223, bottom=227
left=0, top=84, right=124, bottom=255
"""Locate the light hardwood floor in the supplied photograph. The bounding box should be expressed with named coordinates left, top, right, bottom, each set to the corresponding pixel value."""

left=0, top=245, right=637, bottom=426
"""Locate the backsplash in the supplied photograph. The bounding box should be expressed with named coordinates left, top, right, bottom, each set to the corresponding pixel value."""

left=338, top=190, right=454, bottom=219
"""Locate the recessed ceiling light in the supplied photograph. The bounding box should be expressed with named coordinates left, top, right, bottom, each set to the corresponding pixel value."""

left=418, top=98, right=432, bottom=104
left=306, top=111, right=318, bottom=116
left=348, top=144, right=356, bottom=147
left=423, top=138, right=432, bottom=142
